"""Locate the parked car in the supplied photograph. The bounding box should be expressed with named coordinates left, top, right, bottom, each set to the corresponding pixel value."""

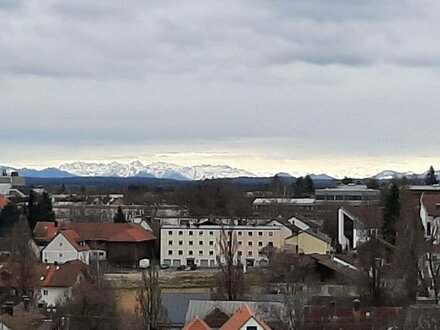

left=160, top=263, right=170, bottom=270
left=177, top=265, right=186, bottom=271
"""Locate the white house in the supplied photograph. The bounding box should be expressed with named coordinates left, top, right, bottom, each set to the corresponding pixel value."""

left=42, top=229, right=91, bottom=265
left=420, top=193, right=440, bottom=242
left=338, top=206, right=382, bottom=250
left=38, top=260, right=89, bottom=306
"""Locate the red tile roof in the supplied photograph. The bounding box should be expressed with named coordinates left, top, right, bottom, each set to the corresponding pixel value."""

left=60, top=229, right=90, bottom=251
left=343, top=206, right=383, bottom=229
left=36, top=260, right=88, bottom=287
left=219, top=304, right=271, bottom=330
left=183, top=316, right=212, bottom=330
left=0, top=196, right=9, bottom=209
left=34, top=221, right=156, bottom=243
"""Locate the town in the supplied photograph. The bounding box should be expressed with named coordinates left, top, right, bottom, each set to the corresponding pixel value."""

left=0, top=167, right=439, bottom=329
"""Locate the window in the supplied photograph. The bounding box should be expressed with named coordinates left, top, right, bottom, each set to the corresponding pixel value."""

left=248, top=241, right=252, bottom=246
left=178, top=250, right=183, bottom=255
left=258, top=232, right=263, bottom=236
left=168, top=250, right=172, bottom=255
left=268, top=241, right=274, bottom=247
left=247, top=326, right=257, bottom=330
left=178, top=231, right=183, bottom=236
left=168, top=230, right=173, bottom=235
left=59, top=242, right=63, bottom=247
left=199, top=241, right=203, bottom=245
left=248, top=232, right=253, bottom=236
left=209, top=231, right=214, bottom=236
left=199, top=231, right=203, bottom=236
left=168, top=240, right=173, bottom=245
left=199, top=251, right=203, bottom=256
left=43, top=290, right=48, bottom=296
left=238, top=231, right=242, bottom=236
left=178, top=240, right=183, bottom=245
left=209, top=241, right=214, bottom=246
left=189, top=231, right=193, bottom=236
left=238, top=241, right=242, bottom=246
left=238, top=251, right=242, bottom=256
left=269, top=232, right=273, bottom=236
left=59, top=253, right=63, bottom=258
left=99, top=252, right=104, bottom=256
left=427, top=222, right=432, bottom=235
left=189, top=241, right=193, bottom=246
left=258, top=241, right=263, bottom=247
left=248, top=251, right=253, bottom=256
left=189, top=250, right=193, bottom=256
left=209, top=251, right=214, bottom=256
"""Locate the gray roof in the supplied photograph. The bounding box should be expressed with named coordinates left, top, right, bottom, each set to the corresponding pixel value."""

left=162, top=293, right=210, bottom=327
left=185, top=299, right=285, bottom=324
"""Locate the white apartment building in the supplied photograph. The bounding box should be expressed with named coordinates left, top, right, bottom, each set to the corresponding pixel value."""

left=160, top=224, right=282, bottom=268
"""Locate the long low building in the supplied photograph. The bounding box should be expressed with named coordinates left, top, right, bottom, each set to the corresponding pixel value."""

left=160, top=223, right=282, bottom=268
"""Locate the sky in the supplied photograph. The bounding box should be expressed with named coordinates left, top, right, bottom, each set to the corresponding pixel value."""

left=1, top=0, right=440, bottom=178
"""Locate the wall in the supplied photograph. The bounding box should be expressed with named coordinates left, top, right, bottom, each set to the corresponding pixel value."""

left=285, top=232, right=329, bottom=255
left=40, top=287, right=71, bottom=306
left=42, top=234, right=80, bottom=264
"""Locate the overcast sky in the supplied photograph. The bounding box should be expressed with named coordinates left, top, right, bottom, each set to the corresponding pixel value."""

left=1, top=0, right=440, bottom=177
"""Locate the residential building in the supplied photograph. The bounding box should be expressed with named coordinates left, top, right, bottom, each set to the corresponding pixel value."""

left=37, top=260, right=89, bottom=306
left=183, top=317, right=211, bottom=330
left=41, top=230, right=91, bottom=265
left=338, top=206, right=383, bottom=250
left=419, top=193, right=440, bottom=242
left=0, top=174, right=25, bottom=197
left=315, top=184, right=380, bottom=206
left=219, top=304, right=272, bottom=330
left=34, top=222, right=156, bottom=266
left=160, top=223, right=282, bottom=268
left=285, top=230, right=331, bottom=255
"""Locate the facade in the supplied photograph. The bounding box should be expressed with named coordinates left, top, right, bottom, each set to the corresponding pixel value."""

left=285, top=231, right=331, bottom=255
left=253, top=198, right=316, bottom=216
left=315, top=184, right=380, bottom=205
left=160, top=224, right=282, bottom=268
left=337, top=206, right=382, bottom=250
left=42, top=230, right=91, bottom=265
left=420, top=193, right=440, bottom=242
left=0, top=175, right=25, bottom=196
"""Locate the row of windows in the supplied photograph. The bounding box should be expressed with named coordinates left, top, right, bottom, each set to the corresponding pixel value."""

left=168, top=240, right=214, bottom=246
left=167, top=250, right=263, bottom=257
left=168, top=250, right=215, bottom=256
left=167, top=230, right=274, bottom=236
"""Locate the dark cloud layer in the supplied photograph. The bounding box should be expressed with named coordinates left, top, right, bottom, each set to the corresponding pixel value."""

left=1, top=0, right=440, bottom=172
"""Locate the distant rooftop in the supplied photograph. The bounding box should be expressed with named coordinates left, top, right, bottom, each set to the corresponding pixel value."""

left=253, top=198, right=316, bottom=205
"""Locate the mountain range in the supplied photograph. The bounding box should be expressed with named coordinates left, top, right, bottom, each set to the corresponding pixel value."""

left=0, top=161, right=435, bottom=181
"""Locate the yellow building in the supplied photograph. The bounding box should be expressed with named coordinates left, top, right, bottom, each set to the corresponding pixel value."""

left=285, top=230, right=331, bottom=255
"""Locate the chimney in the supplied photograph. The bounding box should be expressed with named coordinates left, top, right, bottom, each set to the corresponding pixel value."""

left=22, top=295, right=30, bottom=312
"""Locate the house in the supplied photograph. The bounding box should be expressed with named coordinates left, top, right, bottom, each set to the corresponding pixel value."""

left=34, top=222, right=156, bottom=266
left=219, top=304, right=272, bottom=330
left=36, top=260, right=89, bottom=306
left=419, top=193, right=440, bottom=242
left=338, top=206, right=383, bottom=250
left=41, top=230, right=90, bottom=265
left=0, top=302, right=49, bottom=330
left=160, top=223, right=282, bottom=268
left=285, top=230, right=331, bottom=255
left=185, top=300, right=285, bottom=329
left=183, top=317, right=211, bottom=330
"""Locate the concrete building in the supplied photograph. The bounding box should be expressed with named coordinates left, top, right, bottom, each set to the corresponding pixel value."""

left=160, top=223, right=282, bottom=268
left=419, top=193, right=440, bottom=242
left=315, top=184, right=380, bottom=206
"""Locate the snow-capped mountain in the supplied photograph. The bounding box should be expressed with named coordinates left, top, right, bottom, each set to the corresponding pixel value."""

left=372, top=170, right=421, bottom=180
left=59, top=161, right=257, bottom=180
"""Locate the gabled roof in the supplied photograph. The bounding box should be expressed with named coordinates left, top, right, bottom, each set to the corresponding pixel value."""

left=183, top=316, right=212, bottom=330
left=421, top=193, right=440, bottom=217
left=341, top=206, right=383, bottom=229
left=287, top=229, right=331, bottom=243
left=0, top=196, right=9, bottom=209
left=36, top=260, right=88, bottom=287
left=219, top=304, right=271, bottom=330
left=34, top=221, right=156, bottom=243
left=59, top=230, right=90, bottom=251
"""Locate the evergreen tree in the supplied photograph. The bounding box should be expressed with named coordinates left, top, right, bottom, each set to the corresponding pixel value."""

left=304, top=175, right=315, bottom=194
left=38, top=192, right=55, bottom=221
left=0, top=203, right=20, bottom=235
left=27, top=190, right=38, bottom=230
left=114, top=206, right=126, bottom=223
left=294, top=176, right=305, bottom=197
left=382, top=183, right=400, bottom=245
left=341, top=176, right=353, bottom=185
left=425, top=166, right=438, bottom=185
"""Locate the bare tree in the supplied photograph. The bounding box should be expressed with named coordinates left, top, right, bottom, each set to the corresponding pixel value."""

left=10, top=215, right=37, bottom=296
left=136, top=264, right=169, bottom=330
left=214, top=227, right=244, bottom=300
